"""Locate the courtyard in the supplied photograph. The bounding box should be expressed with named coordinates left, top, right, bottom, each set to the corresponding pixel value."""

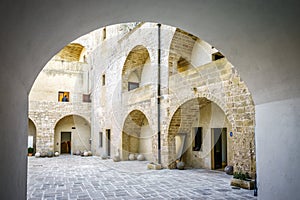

left=27, top=155, right=257, bottom=200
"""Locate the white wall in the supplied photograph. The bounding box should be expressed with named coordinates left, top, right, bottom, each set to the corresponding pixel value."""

left=185, top=102, right=232, bottom=169
left=256, top=98, right=300, bottom=200
left=190, top=40, right=212, bottom=67
left=140, top=58, right=152, bottom=86
left=29, top=61, right=87, bottom=103
left=139, top=122, right=153, bottom=160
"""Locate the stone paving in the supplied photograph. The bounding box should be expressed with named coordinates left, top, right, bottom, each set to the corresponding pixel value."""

left=27, top=155, right=257, bottom=200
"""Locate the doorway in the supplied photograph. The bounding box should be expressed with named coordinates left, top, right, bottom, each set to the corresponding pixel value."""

left=212, top=128, right=227, bottom=169
left=106, top=129, right=111, bottom=157
left=61, top=132, right=71, bottom=154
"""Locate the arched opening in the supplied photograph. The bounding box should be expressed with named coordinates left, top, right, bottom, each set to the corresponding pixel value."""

left=0, top=1, right=297, bottom=199
left=122, top=110, right=153, bottom=161
left=28, top=118, right=37, bottom=155
left=168, top=28, right=220, bottom=75
left=54, top=115, right=91, bottom=154
left=55, top=43, right=87, bottom=62
left=168, top=98, right=233, bottom=170
left=122, top=45, right=150, bottom=92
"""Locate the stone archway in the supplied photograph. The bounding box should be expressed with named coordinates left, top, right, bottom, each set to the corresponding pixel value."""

left=167, top=98, right=233, bottom=170
left=54, top=115, right=91, bottom=154
left=122, top=110, right=153, bottom=161
left=122, top=45, right=151, bottom=92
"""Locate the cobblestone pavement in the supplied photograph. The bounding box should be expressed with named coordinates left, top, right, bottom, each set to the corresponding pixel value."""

left=27, top=155, right=257, bottom=200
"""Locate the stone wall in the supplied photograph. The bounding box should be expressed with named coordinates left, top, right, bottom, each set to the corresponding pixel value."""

left=91, top=23, right=175, bottom=159
left=90, top=23, right=255, bottom=175
left=29, top=58, right=92, bottom=153
left=29, top=101, right=91, bottom=153
left=166, top=58, right=255, bottom=175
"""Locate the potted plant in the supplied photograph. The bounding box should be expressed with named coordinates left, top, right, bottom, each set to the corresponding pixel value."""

left=28, top=147, right=34, bottom=156
left=231, top=172, right=254, bottom=190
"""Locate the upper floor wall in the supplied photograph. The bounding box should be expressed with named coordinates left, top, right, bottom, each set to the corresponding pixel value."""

left=29, top=60, right=90, bottom=103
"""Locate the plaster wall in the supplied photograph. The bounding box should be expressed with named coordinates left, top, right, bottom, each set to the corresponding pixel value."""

left=139, top=122, right=153, bottom=161
left=188, top=102, right=233, bottom=169
left=190, top=40, right=213, bottom=68
left=29, top=61, right=89, bottom=102
left=256, top=98, right=300, bottom=200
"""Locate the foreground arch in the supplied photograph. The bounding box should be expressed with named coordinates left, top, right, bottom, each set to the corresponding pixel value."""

left=1, top=1, right=299, bottom=199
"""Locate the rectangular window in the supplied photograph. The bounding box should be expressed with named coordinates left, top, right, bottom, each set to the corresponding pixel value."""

left=102, top=74, right=105, bottom=86
left=102, top=27, right=106, bottom=40
left=82, top=94, right=91, bottom=102
left=58, top=91, right=70, bottom=102
left=99, top=132, right=103, bottom=147
left=193, top=127, right=202, bottom=151
left=128, top=82, right=139, bottom=91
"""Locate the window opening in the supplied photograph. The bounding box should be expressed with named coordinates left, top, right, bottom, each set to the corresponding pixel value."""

left=102, top=74, right=106, bottom=86
left=83, top=94, right=91, bottom=102
left=58, top=91, right=70, bottom=102
left=128, top=82, right=139, bottom=91
left=212, top=52, right=224, bottom=61
left=193, top=127, right=202, bottom=151
left=99, top=132, right=103, bottom=147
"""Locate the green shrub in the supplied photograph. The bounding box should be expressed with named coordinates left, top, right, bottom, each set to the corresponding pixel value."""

left=233, top=172, right=250, bottom=180
left=28, top=147, right=34, bottom=153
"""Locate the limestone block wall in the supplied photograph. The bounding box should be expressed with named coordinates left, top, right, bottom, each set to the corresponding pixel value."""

left=166, top=58, right=255, bottom=175
left=90, top=23, right=255, bottom=175
left=91, top=23, right=175, bottom=159
left=29, top=58, right=92, bottom=153
left=29, top=102, right=91, bottom=153
left=29, top=60, right=90, bottom=102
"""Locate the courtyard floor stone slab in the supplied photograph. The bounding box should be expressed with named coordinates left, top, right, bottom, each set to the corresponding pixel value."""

left=27, top=155, right=257, bottom=200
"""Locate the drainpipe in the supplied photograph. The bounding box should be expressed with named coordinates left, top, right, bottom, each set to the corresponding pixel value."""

left=157, top=23, right=161, bottom=164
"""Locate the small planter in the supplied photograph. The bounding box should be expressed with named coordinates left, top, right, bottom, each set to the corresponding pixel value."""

left=231, top=178, right=254, bottom=190
left=147, top=162, right=162, bottom=170
left=28, top=147, right=34, bottom=156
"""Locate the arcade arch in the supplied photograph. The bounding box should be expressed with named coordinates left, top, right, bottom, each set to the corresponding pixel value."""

left=54, top=115, right=91, bottom=154
left=122, top=110, right=153, bottom=161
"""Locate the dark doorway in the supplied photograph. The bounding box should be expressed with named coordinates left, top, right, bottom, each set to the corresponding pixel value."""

left=106, top=129, right=111, bottom=156
left=212, top=128, right=227, bottom=169
left=61, top=132, right=71, bottom=154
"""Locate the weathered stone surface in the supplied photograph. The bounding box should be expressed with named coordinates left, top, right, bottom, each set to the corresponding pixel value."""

left=137, top=154, right=145, bottom=161
left=28, top=23, right=255, bottom=176
left=177, top=161, right=185, bottom=170
left=35, top=152, right=40, bottom=158
left=113, top=155, right=121, bottom=162
left=147, top=163, right=162, bottom=170
left=27, top=156, right=256, bottom=199
left=225, top=165, right=234, bottom=175
left=231, top=178, right=254, bottom=190
left=128, top=153, right=135, bottom=161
